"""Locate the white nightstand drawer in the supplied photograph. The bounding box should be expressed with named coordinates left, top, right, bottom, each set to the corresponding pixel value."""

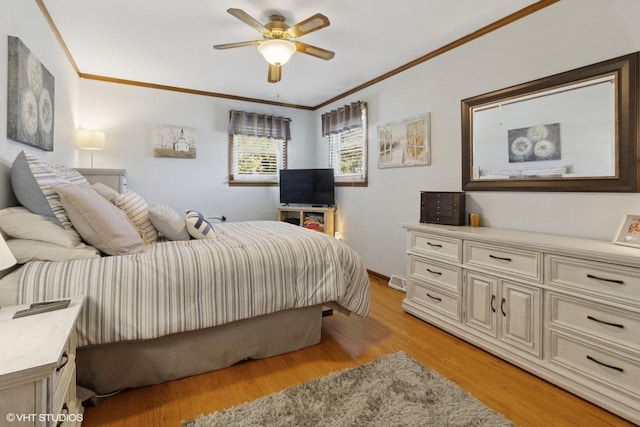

left=548, top=331, right=640, bottom=397
left=547, top=293, right=640, bottom=350
left=411, top=280, right=461, bottom=321
left=547, top=255, right=640, bottom=303
left=408, top=231, right=461, bottom=263
left=409, top=256, right=461, bottom=293
left=464, top=241, right=542, bottom=282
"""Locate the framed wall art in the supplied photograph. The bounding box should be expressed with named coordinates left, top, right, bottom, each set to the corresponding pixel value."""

left=7, top=36, right=55, bottom=151
left=377, top=113, right=431, bottom=169
left=153, top=125, right=197, bottom=158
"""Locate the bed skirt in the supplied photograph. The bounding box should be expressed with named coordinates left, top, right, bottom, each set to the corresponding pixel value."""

left=77, top=305, right=323, bottom=400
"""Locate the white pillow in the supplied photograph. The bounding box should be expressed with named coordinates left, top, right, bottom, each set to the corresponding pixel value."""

left=148, top=204, right=190, bottom=241
left=114, top=190, right=158, bottom=244
left=7, top=239, right=100, bottom=263
left=0, top=206, right=83, bottom=248
left=53, top=184, right=145, bottom=256
left=185, top=210, right=216, bottom=239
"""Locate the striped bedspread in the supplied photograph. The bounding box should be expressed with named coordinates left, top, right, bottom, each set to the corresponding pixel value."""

left=17, top=221, right=370, bottom=347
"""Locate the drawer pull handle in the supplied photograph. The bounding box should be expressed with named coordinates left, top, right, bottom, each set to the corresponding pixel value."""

left=501, top=298, right=507, bottom=317
left=426, top=268, right=443, bottom=276
left=56, top=352, right=69, bottom=372
left=587, top=315, right=625, bottom=329
left=489, top=254, right=512, bottom=262
left=586, top=274, right=624, bottom=285
left=427, top=242, right=443, bottom=249
left=426, top=293, right=442, bottom=302
left=586, top=355, right=624, bottom=373
left=490, top=295, right=496, bottom=313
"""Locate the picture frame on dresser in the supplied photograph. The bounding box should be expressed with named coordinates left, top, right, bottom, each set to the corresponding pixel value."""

left=613, top=214, right=640, bottom=248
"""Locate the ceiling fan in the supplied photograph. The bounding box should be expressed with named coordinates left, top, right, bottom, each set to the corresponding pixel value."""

left=213, top=8, right=335, bottom=83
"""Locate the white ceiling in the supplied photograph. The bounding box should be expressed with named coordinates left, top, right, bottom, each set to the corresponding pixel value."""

left=42, top=0, right=543, bottom=108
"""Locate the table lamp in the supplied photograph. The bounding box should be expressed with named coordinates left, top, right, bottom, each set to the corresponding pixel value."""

left=75, top=129, right=106, bottom=168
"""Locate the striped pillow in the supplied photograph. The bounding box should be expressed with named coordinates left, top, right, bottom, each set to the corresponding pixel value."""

left=114, top=190, right=158, bottom=243
left=10, top=151, right=89, bottom=229
left=185, top=210, right=216, bottom=239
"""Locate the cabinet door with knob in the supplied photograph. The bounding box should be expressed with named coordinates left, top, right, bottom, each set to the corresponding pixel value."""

left=464, top=271, right=542, bottom=358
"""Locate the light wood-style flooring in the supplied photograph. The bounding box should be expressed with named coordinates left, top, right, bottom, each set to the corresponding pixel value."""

left=83, top=277, right=634, bottom=426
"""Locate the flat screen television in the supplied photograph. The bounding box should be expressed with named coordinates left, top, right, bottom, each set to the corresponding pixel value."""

left=279, top=168, right=335, bottom=206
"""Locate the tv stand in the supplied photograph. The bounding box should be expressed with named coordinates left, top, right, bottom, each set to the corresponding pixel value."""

left=277, top=206, right=335, bottom=236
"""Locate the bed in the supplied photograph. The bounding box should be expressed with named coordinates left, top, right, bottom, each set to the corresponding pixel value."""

left=0, top=153, right=370, bottom=399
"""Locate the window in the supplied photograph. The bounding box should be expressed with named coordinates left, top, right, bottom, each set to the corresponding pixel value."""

left=227, top=111, right=290, bottom=186
left=323, top=102, right=367, bottom=186
left=229, top=135, right=287, bottom=185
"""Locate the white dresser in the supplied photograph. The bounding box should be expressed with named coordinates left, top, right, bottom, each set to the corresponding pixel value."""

left=403, top=223, right=640, bottom=424
left=0, top=297, right=84, bottom=427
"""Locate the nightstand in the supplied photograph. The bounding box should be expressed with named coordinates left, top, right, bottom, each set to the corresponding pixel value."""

left=0, top=296, right=84, bottom=426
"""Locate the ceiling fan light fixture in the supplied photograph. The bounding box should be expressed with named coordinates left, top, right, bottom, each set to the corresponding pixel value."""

left=258, top=39, right=296, bottom=65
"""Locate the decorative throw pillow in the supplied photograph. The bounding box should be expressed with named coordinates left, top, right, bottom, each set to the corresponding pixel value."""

left=185, top=210, right=216, bottom=239
left=91, top=183, right=120, bottom=203
left=0, top=206, right=83, bottom=248
left=148, top=204, right=190, bottom=241
left=114, top=190, right=158, bottom=244
left=10, top=151, right=89, bottom=229
left=53, top=184, right=145, bottom=256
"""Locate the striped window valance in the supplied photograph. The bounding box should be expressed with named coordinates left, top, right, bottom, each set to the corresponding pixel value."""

left=321, top=101, right=364, bottom=137
left=227, top=110, right=291, bottom=141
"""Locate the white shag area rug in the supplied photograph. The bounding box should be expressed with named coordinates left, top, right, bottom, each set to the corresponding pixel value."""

left=182, top=351, right=515, bottom=427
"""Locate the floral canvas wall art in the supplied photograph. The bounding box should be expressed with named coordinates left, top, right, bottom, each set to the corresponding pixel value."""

left=7, top=36, right=55, bottom=151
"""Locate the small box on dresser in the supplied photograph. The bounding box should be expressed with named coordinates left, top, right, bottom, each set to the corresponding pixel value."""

left=420, top=192, right=465, bottom=226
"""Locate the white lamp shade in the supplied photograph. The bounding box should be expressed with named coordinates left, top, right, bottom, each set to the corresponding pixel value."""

left=75, top=129, right=106, bottom=150
left=257, top=39, right=296, bottom=65
left=0, top=234, right=16, bottom=271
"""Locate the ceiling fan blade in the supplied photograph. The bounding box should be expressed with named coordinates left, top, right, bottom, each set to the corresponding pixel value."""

left=293, top=41, right=335, bottom=60
left=285, top=14, right=330, bottom=39
left=227, top=8, right=272, bottom=37
left=213, top=40, right=261, bottom=50
left=268, top=64, right=282, bottom=83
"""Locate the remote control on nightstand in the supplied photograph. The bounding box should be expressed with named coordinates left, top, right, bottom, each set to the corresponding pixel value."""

left=13, top=299, right=71, bottom=318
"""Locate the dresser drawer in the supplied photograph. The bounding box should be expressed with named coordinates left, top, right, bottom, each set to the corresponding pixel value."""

left=547, top=293, right=640, bottom=350
left=548, top=331, right=640, bottom=398
left=464, top=241, right=542, bottom=282
left=547, top=255, right=640, bottom=303
left=411, top=280, right=461, bottom=321
left=409, top=256, right=461, bottom=293
left=408, top=231, right=462, bottom=263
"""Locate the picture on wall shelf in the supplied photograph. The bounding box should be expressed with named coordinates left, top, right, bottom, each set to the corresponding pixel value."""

left=153, top=125, right=197, bottom=158
left=6, top=36, right=55, bottom=151
left=508, top=123, right=561, bottom=163
left=613, top=214, right=640, bottom=248
left=377, top=113, right=431, bottom=168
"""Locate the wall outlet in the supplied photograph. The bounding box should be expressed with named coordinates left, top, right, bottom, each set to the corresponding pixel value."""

left=334, top=231, right=343, bottom=241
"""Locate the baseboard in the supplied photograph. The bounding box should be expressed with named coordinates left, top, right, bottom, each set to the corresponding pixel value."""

left=367, top=269, right=390, bottom=283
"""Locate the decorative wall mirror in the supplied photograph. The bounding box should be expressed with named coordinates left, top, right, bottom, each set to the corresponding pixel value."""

left=461, top=52, right=639, bottom=192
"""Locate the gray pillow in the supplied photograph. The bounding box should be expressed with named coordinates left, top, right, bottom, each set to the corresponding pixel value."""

left=53, top=184, right=144, bottom=256
left=11, top=151, right=89, bottom=229
left=148, top=204, right=190, bottom=241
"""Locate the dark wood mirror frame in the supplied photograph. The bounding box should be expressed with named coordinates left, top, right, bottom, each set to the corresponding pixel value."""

left=461, top=52, right=639, bottom=192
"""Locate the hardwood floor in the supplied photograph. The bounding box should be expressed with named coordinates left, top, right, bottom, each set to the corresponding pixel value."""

left=82, top=278, right=634, bottom=426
